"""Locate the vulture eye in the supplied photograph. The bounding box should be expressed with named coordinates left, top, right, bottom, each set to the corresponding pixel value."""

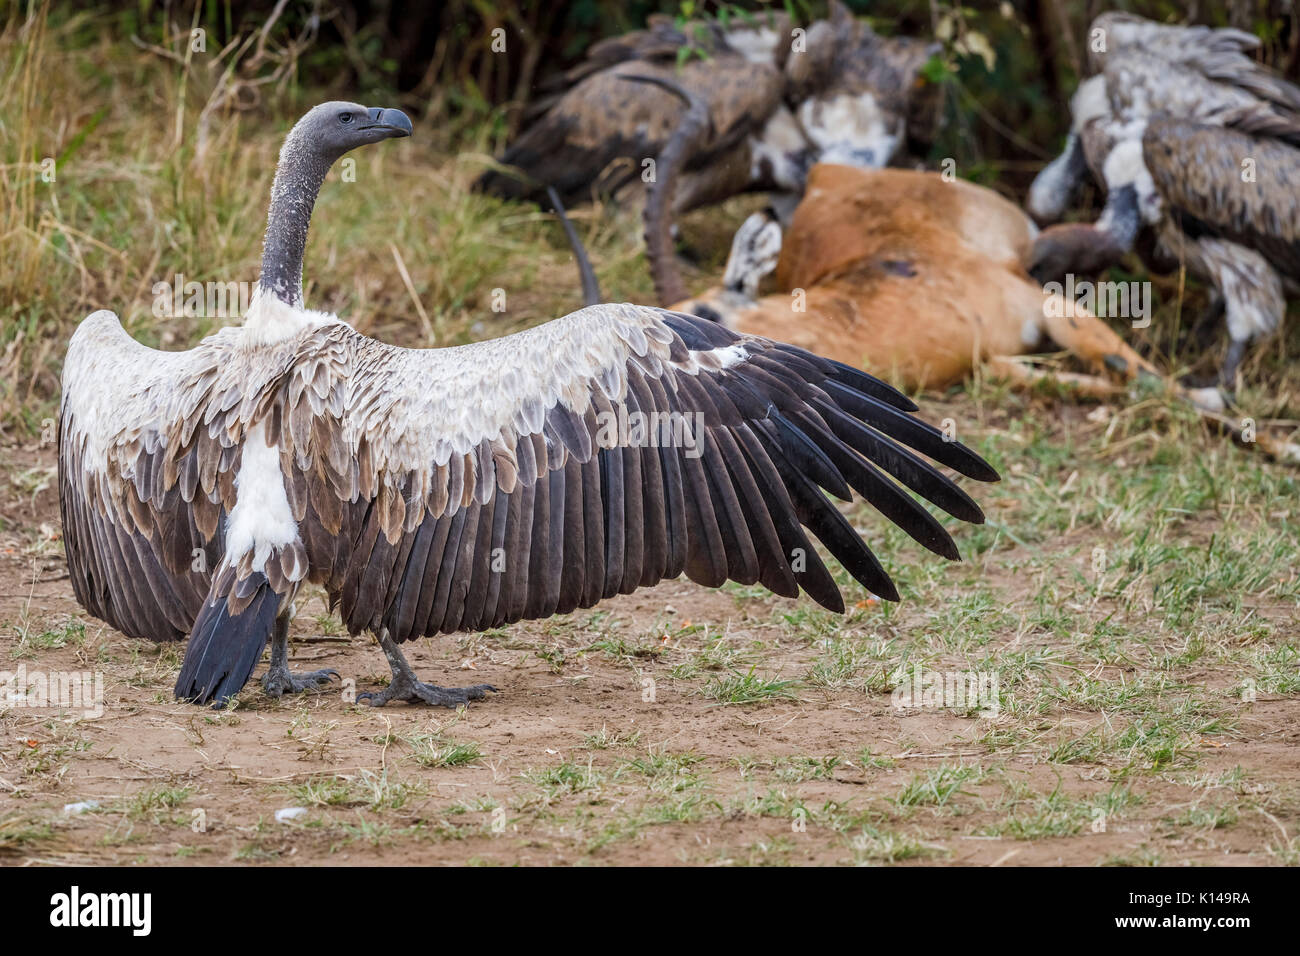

left=339, top=112, right=354, bottom=124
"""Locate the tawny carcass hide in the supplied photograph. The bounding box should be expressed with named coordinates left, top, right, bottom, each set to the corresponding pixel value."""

left=660, top=165, right=1300, bottom=459
left=659, top=163, right=1185, bottom=399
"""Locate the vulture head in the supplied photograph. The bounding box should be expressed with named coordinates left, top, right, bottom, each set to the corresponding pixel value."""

left=721, top=208, right=783, bottom=299
left=259, top=101, right=412, bottom=307
left=1027, top=134, right=1153, bottom=286
left=285, top=101, right=413, bottom=165
left=785, top=5, right=941, bottom=170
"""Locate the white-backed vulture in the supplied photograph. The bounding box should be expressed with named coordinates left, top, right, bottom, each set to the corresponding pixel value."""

left=1028, top=12, right=1300, bottom=225
left=474, top=3, right=940, bottom=221
left=60, top=102, right=997, bottom=709
left=1025, top=12, right=1300, bottom=386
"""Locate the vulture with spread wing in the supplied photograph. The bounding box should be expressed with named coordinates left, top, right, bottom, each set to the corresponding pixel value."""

left=60, top=101, right=996, bottom=710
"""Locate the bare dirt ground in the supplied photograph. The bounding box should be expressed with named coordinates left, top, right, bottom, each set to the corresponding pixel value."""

left=3, top=397, right=1297, bottom=867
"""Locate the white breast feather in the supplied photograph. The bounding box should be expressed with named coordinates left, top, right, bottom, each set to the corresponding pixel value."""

left=224, top=420, right=299, bottom=572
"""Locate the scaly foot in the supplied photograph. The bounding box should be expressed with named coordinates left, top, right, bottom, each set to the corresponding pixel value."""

left=261, top=665, right=340, bottom=698
left=357, top=672, right=496, bottom=708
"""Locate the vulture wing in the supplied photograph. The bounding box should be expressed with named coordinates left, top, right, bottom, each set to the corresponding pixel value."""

left=58, top=311, right=309, bottom=643
left=533, top=15, right=699, bottom=97
left=525, top=14, right=788, bottom=117
left=1103, top=55, right=1300, bottom=143
left=1144, top=118, right=1300, bottom=278
left=1090, top=12, right=1300, bottom=112
left=270, top=305, right=998, bottom=646
left=474, top=58, right=784, bottom=205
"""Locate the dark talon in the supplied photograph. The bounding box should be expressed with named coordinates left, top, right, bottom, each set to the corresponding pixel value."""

left=357, top=676, right=497, bottom=709
left=261, top=622, right=342, bottom=698
left=356, top=629, right=500, bottom=708
left=261, top=666, right=341, bottom=698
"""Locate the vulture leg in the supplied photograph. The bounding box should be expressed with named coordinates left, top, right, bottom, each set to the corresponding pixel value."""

left=357, top=629, right=497, bottom=709
left=1220, top=338, right=1248, bottom=391
left=260, top=616, right=340, bottom=697
left=1185, top=292, right=1226, bottom=353
left=1177, top=294, right=1227, bottom=387
left=1194, top=240, right=1284, bottom=389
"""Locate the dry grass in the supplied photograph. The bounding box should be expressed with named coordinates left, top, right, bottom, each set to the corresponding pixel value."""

left=0, top=1, right=667, bottom=436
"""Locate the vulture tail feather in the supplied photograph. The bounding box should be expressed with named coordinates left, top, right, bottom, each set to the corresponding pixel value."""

left=175, top=573, right=278, bottom=707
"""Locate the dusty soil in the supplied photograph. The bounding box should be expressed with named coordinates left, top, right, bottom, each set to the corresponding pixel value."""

left=1, top=435, right=1296, bottom=867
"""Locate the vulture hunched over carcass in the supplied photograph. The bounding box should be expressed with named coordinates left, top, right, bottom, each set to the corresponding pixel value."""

left=474, top=2, right=941, bottom=223
left=59, top=101, right=997, bottom=709
left=1026, top=12, right=1300, bottom=387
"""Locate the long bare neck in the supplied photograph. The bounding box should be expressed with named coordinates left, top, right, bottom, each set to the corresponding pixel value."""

left=258, top=132, right=333, bottom=308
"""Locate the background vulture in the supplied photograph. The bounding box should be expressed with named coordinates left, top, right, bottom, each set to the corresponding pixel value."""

left=473, top=2, right=941, bottom=223
left=1026, top=12, right=1300, bottom=387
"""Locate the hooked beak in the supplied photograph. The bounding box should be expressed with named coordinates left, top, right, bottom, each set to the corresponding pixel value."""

left=361, top=107, right=413, bottom=138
